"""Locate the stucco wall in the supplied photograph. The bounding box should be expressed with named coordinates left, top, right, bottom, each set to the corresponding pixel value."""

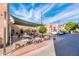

left=0, top=3, right=9, bottom=46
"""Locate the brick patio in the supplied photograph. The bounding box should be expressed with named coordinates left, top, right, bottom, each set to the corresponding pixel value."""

left=10, top=40, right=48, bottom=56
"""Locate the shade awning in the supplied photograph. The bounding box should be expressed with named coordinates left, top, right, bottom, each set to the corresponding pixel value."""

left=11, top=16, right=42, bottom=27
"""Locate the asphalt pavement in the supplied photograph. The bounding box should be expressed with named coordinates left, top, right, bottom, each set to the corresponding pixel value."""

left=54, top=33, right=79, bottom=56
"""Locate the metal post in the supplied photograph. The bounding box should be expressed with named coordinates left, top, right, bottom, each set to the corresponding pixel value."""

left=3, top=11, right=6, bottom=55
left=10, top=22, right=12, bottom=47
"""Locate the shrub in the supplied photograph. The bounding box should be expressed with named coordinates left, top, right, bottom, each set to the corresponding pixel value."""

left=39, top=26, right=47, bottom=37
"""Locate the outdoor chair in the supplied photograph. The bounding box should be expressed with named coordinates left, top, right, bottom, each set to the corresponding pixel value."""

left=26, top=39, right=33, bottom=45
left=34, top=37, right=42, bottom=43
left=15, top=43, right=24, bottom=49
left=22, top=35, right=33, bottom=45
left=44, top=35, right=50, bottom=40
left=13, top=43, right=24, bottom=49
left=13, top=39, right=27, bottom=49
left=27, top=41, right=32, bottom=45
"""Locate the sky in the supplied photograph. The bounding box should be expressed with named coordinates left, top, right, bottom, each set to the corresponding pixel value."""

left=9, top=3, right=79, bottom=24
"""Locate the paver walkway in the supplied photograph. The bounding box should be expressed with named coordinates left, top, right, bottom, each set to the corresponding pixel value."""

left=10, top=40, right=49, bottom=56
left=23, top=39, right=56, bottom=56
left=8, top=39, right=55, bottom=56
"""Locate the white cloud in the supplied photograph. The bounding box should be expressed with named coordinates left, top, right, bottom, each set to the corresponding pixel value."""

left=34, top=12, right=41, bottom=20
left=33, top=4, right=54, bottom=22
left=11, top=3, right=49, bottom=22
left=43, top=6, right=79, bottom=24
left=11, top=4, right=79, bottom=24
left=10, top=4, right=33, bottom=22
left=22, top=4, right=52, bottom=22
left=42, top=4, right=55, bottom=15
left=15, top=4, right=29, bottom=17
left=63, top=13, right=79, bottom=20
left=28, top=8, right=33, bottom=18
left=11, top=4, right=58, bottom=23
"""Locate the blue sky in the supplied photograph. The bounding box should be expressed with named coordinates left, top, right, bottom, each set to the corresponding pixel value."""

left=9, top=3, right=79, bottom=24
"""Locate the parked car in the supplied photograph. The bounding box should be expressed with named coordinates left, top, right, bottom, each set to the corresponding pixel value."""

left=56, top=31, right=65, bottom=35
left=51, top=32, right=58, bottom=35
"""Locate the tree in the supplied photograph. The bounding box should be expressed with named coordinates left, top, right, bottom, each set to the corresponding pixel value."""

left=39, top=26, right=47, bottom=37
left=65, top=22, right=78, bottom=32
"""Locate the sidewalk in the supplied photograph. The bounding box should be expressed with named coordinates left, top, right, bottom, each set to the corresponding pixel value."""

left=7, top=39, right=55, bottom=56
left=23, top=39, right=56, bottom=56
left=0, top=45, right=12, bottom=56
left=0, top=38, right=56, bottom=56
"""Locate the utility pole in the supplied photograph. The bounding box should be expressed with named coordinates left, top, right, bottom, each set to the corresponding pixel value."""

left=41, top=12, right=42, bottom=25
left=7, top=3, right=12, bottom=47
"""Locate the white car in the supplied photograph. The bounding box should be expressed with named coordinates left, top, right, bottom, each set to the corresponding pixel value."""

left=57, top=32, right=64, bottom=35
left=51, top=32, right=58, bottom=35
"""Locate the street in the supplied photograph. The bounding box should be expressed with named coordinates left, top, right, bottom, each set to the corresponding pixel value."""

left=54, top=33, right=79, bottom=56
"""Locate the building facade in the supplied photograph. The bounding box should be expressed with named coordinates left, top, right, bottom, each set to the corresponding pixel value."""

left=45, top=23, right=66, bottom=33
left=44, top=24, right=52, bottom=33
left=0, top=3, right=9, bottom=47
